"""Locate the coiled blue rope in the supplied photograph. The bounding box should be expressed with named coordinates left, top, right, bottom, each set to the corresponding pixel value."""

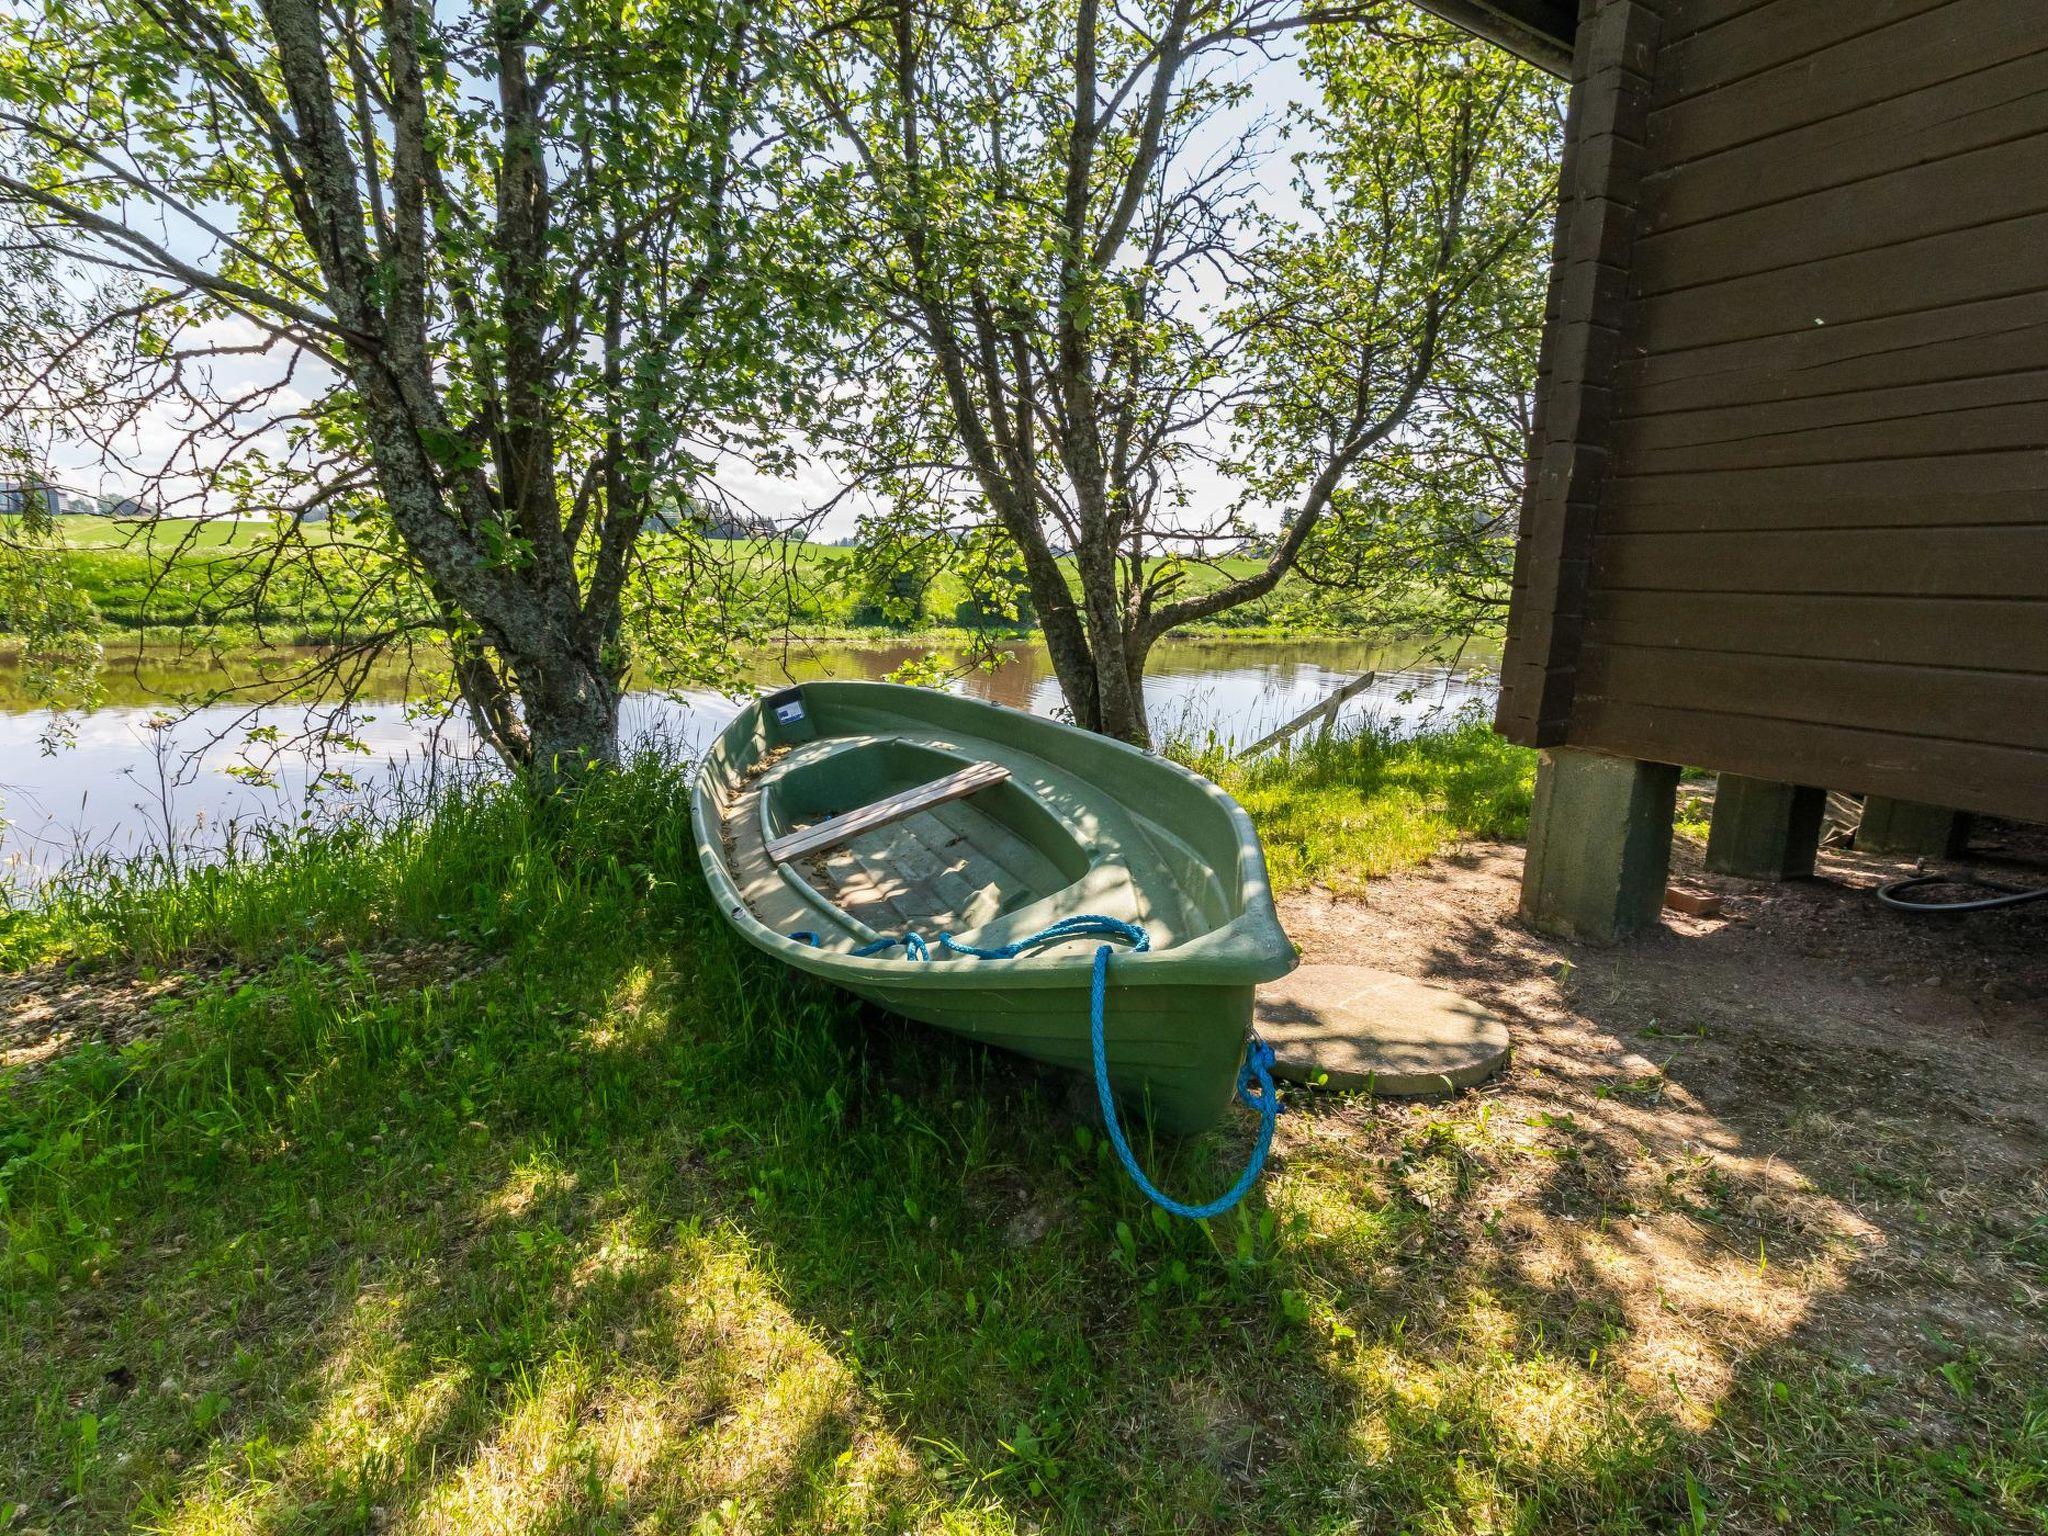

left=934, top=912, right=1149, bottom=961
left=790, top=914, right=1278, bottom=1219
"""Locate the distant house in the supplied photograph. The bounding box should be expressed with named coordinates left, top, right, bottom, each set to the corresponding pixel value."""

left=0, top=478, right=61, bottom=518
left=0, top=474, right=148, bottom=518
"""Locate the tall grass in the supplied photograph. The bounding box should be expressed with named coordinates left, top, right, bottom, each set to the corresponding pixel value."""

left=1173, top=713, right=1536, bottom=893
left=2, top=755, right=516, bottom=969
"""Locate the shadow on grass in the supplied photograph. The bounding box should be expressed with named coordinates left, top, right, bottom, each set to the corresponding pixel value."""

left=3, top=760, right=2040, bottom=1532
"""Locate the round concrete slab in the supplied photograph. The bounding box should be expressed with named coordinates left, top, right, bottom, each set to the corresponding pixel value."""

left=1255, top=965, right=1510, bottom=1096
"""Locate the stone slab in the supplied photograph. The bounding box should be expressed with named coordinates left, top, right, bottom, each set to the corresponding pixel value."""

left=1255, top=965, right=1511, bottom=1097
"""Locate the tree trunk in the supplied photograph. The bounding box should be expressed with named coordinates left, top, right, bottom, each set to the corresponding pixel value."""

left=1016, top=548, right=1155, bottom=744
left=1074, top=561, right=1147, bottom=745
left=1100, top=629, right=1151, bottom=746
left=1037, top=608, right=1102, bottom=732
left=1095, top=684, right=1148, bottom=745
left=515, top=649, right=622, bottom=785
left=1059, top=526, right=1150, bottom=744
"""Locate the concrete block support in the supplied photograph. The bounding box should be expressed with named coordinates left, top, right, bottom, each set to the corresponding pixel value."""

left=1705, top=775, right=1826, bottom=881
left=1858, top=797, right=1972, bottom=858
left=1520, top=748, right=1680, bottom=943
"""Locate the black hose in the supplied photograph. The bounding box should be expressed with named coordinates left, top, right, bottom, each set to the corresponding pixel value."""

left=1877, top=873, right=2048, bottom=914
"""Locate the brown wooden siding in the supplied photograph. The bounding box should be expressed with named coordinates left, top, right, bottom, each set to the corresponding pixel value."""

left=1499, top=0, right=2048, bottom=823
left=1496, top=0, right=1670, bottom=744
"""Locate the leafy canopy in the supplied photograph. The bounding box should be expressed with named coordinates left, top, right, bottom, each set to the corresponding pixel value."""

left=793, top=0, right=1559, bottom=739
left=0, top=0, right=828, bottom=768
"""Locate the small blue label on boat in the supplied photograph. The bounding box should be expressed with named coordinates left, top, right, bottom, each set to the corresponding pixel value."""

left=774, top=699, right=806, bottom=724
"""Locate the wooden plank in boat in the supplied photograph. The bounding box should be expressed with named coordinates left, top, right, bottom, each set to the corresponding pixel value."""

left=886, top=813, right=999, bottom=927
left=925, top=798, right=1064, bottom=897
left=845, top=824, right=956, bottom=925
left=767, top=760, right=1011, bottom=865
left=814, top=848, right=906, bottom=932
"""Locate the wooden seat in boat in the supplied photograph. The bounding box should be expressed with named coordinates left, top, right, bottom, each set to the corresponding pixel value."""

left=765, top=759, right=1011, bottom=864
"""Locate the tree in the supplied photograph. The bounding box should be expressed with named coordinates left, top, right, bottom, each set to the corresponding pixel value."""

left=1247, top=15, right=1554, bottom=643
left=1279, top=351, right=1539, bottom=641
left=0, top=0, right=812, bottom=779
left=796, top=0, right=1557, bottom=741
left=0, top=234, right=102, bottom=738
left=0, top=487, right=101, bottom=741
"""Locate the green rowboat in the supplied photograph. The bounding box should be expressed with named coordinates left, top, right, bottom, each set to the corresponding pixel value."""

left=690, top=681, right=1296, bottom=1132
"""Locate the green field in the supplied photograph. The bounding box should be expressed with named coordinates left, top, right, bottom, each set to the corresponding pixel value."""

left=7, top=517, right=415, bottom=650
left=5, top=516, right=1431, bottom=648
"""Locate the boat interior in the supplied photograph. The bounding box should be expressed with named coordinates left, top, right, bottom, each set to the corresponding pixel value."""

left=716, top=713, right=1237, bottom=959
left=771, top=737, right=1088, bottom=936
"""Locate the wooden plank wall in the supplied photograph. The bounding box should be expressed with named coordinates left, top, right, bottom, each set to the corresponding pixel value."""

left=1496, top=0, right=1671, bottom=744
left=1498, top=0, right=2048, bottom=821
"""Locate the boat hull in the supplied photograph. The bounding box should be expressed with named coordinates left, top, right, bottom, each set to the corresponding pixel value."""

left=845, top=974, right=1257, bottom=1131
left=691, top=682, right=1296, bottom=1132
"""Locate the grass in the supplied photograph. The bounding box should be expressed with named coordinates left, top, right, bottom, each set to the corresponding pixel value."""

left=24, top=518, right=420, bottom=651
left=1, top=734, right=2041, bottom=1532
left=12, top=516, right=1441, bottom=648
left=1177, top=714, right=1537, bottom=893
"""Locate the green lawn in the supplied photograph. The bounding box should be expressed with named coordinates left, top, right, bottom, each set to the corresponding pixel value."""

left=10, top=517, right=307, bottom=552
left=1, top=733, right=2038, bottom=1533
left=4, top=516, right=416, bottom=648
left=7, top=516, right=1418, bottom=646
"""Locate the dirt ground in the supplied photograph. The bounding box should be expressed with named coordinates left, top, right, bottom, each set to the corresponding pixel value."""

left=1275, top=817, right=2048, bottom=1441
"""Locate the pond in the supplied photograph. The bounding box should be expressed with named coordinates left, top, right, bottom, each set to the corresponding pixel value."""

left=0, top=634, right=1498, bottom=885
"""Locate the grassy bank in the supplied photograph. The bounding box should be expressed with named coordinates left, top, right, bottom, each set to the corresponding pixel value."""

left=1178, top=718, right=1536, bottom=894
left=14, top=516, right=1444, bottom=647
left=2, top=733, right=2040, bottom=1533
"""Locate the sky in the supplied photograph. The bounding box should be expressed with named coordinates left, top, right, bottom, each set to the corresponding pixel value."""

left=33, top=28, right=1318, bottom=541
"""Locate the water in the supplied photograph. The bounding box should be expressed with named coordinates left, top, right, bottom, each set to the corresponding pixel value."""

left=0, top=635, right=1497, bottom=884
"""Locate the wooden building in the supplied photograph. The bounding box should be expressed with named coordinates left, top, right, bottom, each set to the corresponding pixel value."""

left=1421, top=0, right=2048, bottom=939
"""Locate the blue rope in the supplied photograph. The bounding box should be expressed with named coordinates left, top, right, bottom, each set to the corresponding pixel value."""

left=1084, top=940, right=1280, bottom=1221
left=937, top=912, right=1151, bottom=960
left=852, top=930, right=929, bottom=961
left=789, top=912, right=1277, bottom=1219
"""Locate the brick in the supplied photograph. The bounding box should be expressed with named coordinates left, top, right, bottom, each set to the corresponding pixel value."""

left=1662, top=883, right=1724, bottom=917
